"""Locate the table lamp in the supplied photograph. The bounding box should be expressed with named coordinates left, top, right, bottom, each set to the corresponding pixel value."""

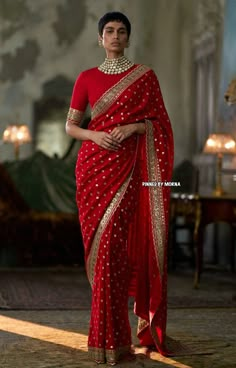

left=3, top=124, right=32, bottom=159
left=203, top=133, right=236, bottom=196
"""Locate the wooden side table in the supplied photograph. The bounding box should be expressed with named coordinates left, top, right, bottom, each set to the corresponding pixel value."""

left=169, top=193, right=200, bottom=270
left=194, top=195, right=236, bottom=288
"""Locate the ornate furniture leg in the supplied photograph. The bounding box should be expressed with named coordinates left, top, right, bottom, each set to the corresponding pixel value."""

left=193, top=200, right=202, bottom=288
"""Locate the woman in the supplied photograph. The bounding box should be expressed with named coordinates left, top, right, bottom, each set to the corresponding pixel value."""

left=66, top=12, right=174, bottom=365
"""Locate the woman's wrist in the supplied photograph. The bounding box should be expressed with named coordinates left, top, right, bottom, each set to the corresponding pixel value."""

left=87, top=129, right=94, bottom=141
left=87, top=129, right=101, bottom=142
left=135, top=122, right=146, bottom=134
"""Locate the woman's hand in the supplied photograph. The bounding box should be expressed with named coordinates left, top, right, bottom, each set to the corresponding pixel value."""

left=110, top=123, right=145, bottom=143
left=90, top=131, right=121, bottom=151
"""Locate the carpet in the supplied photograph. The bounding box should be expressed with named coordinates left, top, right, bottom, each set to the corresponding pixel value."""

left=0, top=268, right=91, bottom=310
left=0, top=268, right=235, bottom=310
left=0, top=309, right=235, bottom=368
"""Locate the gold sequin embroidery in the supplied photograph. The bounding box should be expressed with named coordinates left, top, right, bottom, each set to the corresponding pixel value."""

left=137, top=317, right=149, bottom=335
left=67, top=107, right=84, bottom=124
left=87, top=175, right=130, bottom=285
left=88, top=345, right=131, bottom=364
left=145, top=120, right=166, bottom=277
left=91, top=65, right=151, bottom=120
left=87, top=138, right=140, bottom=286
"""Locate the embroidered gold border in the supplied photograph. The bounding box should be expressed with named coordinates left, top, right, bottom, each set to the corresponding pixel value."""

left=67, top=107, right=84, bottom=124
left=88, top=345, right=130, bottom=364
left=87, top=176, right=130, bottom=285
left=91, top=65, right=151, bottom=120
left=143, top=120, right=168, bottom=351
left=145, top=120, right=166, bottom=276
left=137, top=317, right=149, bottom=336
left=87, top=137, right=140, bottom=285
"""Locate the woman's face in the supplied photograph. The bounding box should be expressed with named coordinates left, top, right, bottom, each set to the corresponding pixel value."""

left=100, top=21, right=129, bottom=56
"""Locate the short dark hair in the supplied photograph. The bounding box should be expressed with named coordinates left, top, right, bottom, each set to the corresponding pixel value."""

left=98, top=12, right=131, bottom=38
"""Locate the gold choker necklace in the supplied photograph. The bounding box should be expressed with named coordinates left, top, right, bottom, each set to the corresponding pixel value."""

left=98, top=56, right=134, bottom=74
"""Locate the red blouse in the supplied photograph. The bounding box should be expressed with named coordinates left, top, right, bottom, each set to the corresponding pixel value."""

left=70, top=65, right=137, bottom=112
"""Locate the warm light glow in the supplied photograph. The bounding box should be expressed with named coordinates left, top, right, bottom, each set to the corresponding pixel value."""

left=149, top=354, right=193, bottom=368
left=203, top=133, right=236, bottom=196
left=0, top=315, right=87, bottom=350
left=3, top=124, right=31, bottom=144
left=203, top=133, right=236, bottom=154
left=0, top=315, right=193, bottom=367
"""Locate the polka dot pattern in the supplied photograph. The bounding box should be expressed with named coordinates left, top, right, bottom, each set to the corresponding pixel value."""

left=74, top=66, right=174, bottom=362
left=88, top=173, right=140, bottom=352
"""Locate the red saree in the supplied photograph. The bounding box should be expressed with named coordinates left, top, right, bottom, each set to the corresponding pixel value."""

left=68, top=64, right=174, bottom=364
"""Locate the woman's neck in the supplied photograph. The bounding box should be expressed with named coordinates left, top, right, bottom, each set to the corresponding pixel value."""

left=105, top=51, right=124, bottom=59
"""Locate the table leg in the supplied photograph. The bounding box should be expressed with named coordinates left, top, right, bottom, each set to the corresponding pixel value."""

left=231, top=225, right=236, bottom=272
left=193, top=201, right=202, bottom=288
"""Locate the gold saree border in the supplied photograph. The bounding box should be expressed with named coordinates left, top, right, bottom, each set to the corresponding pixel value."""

left=87, top=137, right=140, bottom=286
left=145, top=120, right=166, bottom=276
left=88, top=345, right=131, bottom=364
left=141, top=120, right=167, bottom=352
left=91, top=64, right=151, bottom=120
left=137, top=317, right=149, bottom=336
left=67, top=107, right=84, bottom=124
left=86, top=176, right=130, bottom=285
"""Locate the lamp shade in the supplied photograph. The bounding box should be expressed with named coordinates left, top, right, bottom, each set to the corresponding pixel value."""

left=203, top=133, right=236, bottom=154
left=3, top=124, right=31, bottom=144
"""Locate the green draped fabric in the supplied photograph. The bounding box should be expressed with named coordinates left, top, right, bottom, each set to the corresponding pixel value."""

left=4, top=151, right=77, bottom=214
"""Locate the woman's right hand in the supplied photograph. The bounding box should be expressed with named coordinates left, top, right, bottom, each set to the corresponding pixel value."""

left=90, top=131, right=121, bottom=151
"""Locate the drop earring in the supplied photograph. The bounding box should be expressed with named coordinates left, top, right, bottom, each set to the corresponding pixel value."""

left=98, top=39, right=103, bottom=47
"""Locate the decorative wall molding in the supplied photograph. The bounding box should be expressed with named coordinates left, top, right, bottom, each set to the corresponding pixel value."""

left=194, top=0, right=225, bottom=42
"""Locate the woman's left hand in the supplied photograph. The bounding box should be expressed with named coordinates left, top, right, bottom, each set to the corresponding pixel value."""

left=110, top=123, right=145, bottom=143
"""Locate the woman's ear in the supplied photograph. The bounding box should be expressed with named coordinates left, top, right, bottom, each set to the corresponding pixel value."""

left=125, top=39, right=130, bottom=48
left=98, top=34, right=103, bottom=47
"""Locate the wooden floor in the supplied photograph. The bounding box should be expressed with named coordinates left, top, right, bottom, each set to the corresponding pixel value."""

left=0, top=269, right=235, bottom=368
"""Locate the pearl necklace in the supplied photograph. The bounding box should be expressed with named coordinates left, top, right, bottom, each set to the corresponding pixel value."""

left=98, top=56, right=134, bottom=74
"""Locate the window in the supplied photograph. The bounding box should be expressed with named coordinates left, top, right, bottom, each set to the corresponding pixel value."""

left=194, top=34, right=216, bottom=152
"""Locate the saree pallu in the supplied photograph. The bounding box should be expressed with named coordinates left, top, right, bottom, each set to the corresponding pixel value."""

left=75, top=65, right=174, bottom=364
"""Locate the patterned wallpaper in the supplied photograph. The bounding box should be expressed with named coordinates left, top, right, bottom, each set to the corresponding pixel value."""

left=0, top=0, right=138, bottom=160
left=218, top=0, right=236, bottom=133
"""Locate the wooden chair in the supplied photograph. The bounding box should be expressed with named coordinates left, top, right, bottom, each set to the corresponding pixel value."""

left=169, top=160, right=200, bottom=270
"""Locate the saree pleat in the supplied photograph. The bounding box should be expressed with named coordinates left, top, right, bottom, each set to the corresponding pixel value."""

left=88, top=174, right=139, bottom=363
left=134, top=121, right=172, bottom=355
left=75, top=65, right=174, bottom=363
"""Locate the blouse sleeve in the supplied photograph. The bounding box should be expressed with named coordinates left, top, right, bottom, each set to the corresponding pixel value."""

left=67, top=72, right=88, bottom=125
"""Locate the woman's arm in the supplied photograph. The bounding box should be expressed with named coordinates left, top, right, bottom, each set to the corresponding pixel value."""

left=65, top=120, right=93, bottom=141
left=65, top=71, right=120, bottom=150
left=110, top=122, right=145, bottom=142
left=66, top=120, right=121, bottom=151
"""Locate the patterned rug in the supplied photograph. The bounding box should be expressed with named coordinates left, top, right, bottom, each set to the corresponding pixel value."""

left=0, top=268, right=235, bottom=310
